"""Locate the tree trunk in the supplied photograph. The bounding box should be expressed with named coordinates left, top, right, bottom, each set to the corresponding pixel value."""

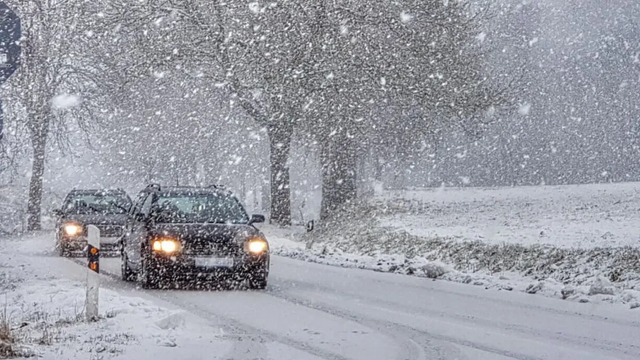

left=268, top=125, right=292, bottom=226
left=27, top=126, right=48, bottom=231
left=320, top=131, right=358, bottom=221
left=261, top=176, right=270, bottom=213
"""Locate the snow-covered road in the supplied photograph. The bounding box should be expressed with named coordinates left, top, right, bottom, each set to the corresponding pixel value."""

left=8, top=233, right=640, bottom=360
left=87, top=256, right=640, bottom=359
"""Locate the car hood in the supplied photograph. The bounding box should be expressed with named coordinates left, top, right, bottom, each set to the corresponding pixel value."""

left=62, top=214, right=128, bottom=226
left=149, top=223, right=264, bottom=243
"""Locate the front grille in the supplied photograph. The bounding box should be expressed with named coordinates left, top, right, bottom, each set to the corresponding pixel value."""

left=94, top=224, right=123, bottom=237
left=183, top=241, right=240, bottom=256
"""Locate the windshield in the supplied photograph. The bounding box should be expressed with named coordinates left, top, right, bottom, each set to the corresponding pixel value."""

left=64, top=193, right=131, bottom=215
left=152, top=194, right=249, bottom=224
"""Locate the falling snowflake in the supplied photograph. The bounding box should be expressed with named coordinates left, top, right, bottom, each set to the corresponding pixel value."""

left=400, top=12, right=413, bottom=23
left=248, top=3, right=261, bottom=14
left=518, top=103, right=532, bottom=116
left=52, top=94, right=81, bottom=109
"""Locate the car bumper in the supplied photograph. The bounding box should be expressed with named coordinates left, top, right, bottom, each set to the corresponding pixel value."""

left=60, top=236, right=121, bottom=252
left=147, top=253, right=269, bottom=279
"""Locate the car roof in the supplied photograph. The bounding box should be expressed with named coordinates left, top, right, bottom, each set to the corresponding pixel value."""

left=68, top=189, right=127, bottom=195
left=154, top=186, right=231, bottom=196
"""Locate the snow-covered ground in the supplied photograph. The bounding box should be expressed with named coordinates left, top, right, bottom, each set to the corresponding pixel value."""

left=377, top=182, right=640, bottom=249
left=0, top=234, right=327, bottom=360
left=2, top=226, right=640, bottom=359
left=262, top=182, right=640, bottom=308
left=3, top=182, right=640, bottom=359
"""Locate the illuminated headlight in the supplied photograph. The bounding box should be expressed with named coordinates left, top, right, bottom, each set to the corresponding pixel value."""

left=247, top=239, right=268, bottom=254
left=63, top=223, right=82, bottom=237
left=151, top=239, right=180, bottom=254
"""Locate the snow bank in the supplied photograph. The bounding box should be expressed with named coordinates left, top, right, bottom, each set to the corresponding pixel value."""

left=0, top=234, right=230, bottom=359
left=264, top=182, right=640, bottom=308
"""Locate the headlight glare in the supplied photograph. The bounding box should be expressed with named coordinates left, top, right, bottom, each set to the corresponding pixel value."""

left=63, top=223, right=82, bottom=236
left=152, top=239, right=179, bottom=253
left=247, top=239, right=268, bottom=254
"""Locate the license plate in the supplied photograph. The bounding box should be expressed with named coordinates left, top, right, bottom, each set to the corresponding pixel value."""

left=194, top=257, right=234, bottom=268
left=100, top=237, right=120, bottom=244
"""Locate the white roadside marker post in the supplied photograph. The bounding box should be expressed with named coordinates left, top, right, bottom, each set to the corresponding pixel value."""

left=86, top=225, right=100, bottom=321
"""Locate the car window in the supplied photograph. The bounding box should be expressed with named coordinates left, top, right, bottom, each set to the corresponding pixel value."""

left=151, top=193, right=249, bottom=224
left=63, top=193, right=131, bottom=215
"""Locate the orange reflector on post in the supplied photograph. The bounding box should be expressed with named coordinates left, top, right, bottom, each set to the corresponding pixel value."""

left=87, top=244, right=100, bottom=274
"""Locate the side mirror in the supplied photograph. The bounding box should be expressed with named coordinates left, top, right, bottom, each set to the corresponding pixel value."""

left=249, top=214, right=265, bottom=224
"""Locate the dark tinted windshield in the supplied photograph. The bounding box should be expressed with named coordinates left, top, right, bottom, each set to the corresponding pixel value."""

left=64, top=193, right=132, bottom=215
left=152, top=193, right=249, bottom=224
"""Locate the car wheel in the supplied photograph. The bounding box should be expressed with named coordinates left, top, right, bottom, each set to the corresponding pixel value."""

left=57, top=238, right=70, bottom=257
left=247, top=269, right=268, bottom=290
left=121, top=251, right=136, bottom=282
left=140, top=257, right=160, bottom=289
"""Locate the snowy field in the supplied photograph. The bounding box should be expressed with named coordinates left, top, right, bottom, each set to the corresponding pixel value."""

left=267, top=182, right=640, bottom=307
left=376, top=182, right=640, bottom=249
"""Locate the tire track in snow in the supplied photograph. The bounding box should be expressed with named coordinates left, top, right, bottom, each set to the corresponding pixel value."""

left=272, top=254, right=640, bottom=328
left=64, top=255, right=640, bottom=360
left=267, top=286, right=640, bottom=360
left=66, top=257, right=410, bottom=360
left=270, top=278, right=640, bottom=359
left=266, top=287, right=534, bottom=360
left=67, top=257, right=511, bottom=360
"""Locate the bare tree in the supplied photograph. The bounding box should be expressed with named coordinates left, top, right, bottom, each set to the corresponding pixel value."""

left=91, top=0, right=511, bottom=223
left=7, top=0, right=113, bottom=230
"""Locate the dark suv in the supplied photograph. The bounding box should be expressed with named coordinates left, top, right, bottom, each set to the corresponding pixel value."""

left=120, top=184, right=269, bottom=289
left=54, top=189, right=132, bottom=256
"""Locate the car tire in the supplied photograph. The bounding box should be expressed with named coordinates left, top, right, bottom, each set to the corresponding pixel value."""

left=247, top=269, right=268, bottom=290
left=121, top=251, right=136, bottom=282
left=57, top=239, right=70, bottom=257
left=140, top=257, right=160, bottom=289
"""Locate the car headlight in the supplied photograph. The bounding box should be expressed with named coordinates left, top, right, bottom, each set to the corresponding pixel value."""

left=247, top=238, right=268, bottom=254
left=63, top=223, right=82, bottom=237
left=151, top=238, right=180, bottom=254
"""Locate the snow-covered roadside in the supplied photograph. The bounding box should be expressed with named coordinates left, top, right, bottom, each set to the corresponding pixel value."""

left=0, top=233, right=234, bottom=359
left=259, top=183, right=640, bottom=310
left=265, top=225, right=640, bottom=310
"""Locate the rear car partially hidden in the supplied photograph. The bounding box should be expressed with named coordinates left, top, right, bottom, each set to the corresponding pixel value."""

left=54, top=189, right=132, bottom=256
left=120, top=184, right=269, bottom=290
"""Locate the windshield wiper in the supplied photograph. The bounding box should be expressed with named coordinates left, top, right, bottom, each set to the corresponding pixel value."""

left=86, top=204, right=103, bottom=213
left=108, top=200, right=129, bottom=213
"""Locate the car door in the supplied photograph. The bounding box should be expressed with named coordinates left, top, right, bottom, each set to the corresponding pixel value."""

left=123, top=192, right=146, bottom=261
left=130, top=193, right=155, bottom=270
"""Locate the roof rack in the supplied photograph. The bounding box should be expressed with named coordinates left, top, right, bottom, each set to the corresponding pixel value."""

left=207, top=184, right=226, bottom=190
left=69, top=188, right=127, bottom=193
left=145, top=183, right=162, bottom=191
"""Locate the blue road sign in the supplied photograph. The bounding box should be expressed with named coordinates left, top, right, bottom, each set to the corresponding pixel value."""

left=0, top=2, right=20, bottom=139
left=0, top=2, right=20, bottom=83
